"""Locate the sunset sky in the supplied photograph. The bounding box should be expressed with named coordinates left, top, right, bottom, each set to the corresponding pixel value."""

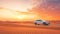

left=0, top=0, right=60, bottom=21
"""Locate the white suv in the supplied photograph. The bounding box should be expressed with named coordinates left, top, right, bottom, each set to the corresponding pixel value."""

left=34, top=20, right=50, bottom=25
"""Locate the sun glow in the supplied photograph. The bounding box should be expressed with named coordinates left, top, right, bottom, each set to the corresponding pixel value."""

left=0, top=8, right=39, bottom=21
left=16, top=13, right=39, bottom=20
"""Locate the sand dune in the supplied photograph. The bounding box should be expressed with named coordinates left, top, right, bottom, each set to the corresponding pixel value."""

left=0, top=21, right=60, bottom=34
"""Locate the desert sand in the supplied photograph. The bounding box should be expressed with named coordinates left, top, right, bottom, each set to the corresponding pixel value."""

left=0, top=21, right=60, bottom=34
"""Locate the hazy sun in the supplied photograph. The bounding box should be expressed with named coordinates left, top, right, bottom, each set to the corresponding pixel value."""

left=0, top=8, right=39, bottom=21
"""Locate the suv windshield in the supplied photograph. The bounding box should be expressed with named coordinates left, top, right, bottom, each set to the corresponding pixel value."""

left=36, top=20, right=42, bottom=21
